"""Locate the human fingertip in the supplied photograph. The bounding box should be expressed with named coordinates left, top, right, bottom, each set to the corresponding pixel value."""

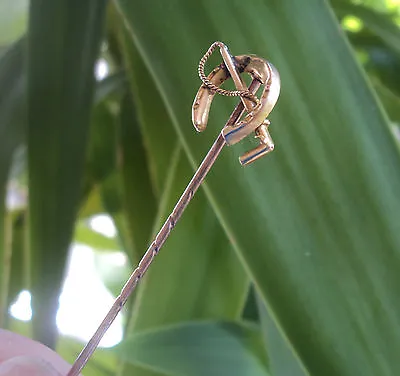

left=0, top=355, right=62, bottom=375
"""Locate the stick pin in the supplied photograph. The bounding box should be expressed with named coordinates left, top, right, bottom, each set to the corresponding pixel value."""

left=67, top=42, right=280, bottom=376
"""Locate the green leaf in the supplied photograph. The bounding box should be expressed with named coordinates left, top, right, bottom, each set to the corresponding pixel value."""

left=113, top=321, right=269, bottom=376
left=27, top=0, right=107, bottom=347
left=116, top=0, right=400, bottom=375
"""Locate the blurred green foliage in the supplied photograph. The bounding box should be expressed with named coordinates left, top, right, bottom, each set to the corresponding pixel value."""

left=0, top=0, right=400, bottom=375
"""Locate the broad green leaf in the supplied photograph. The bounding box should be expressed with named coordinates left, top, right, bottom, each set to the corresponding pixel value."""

left=113, top=321, right=269, bottom=376
left=116, top=0, right=400, bottom=375
left=27, top=0, right=107, bottom=347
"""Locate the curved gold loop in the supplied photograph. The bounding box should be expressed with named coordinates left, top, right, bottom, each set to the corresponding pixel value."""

left=222, top=57, right=280, bottom=146
left=192, top=47, right=281, bottom=165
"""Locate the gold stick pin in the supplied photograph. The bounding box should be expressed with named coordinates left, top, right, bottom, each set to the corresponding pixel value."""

left=67, top=41, right=281, bottom=376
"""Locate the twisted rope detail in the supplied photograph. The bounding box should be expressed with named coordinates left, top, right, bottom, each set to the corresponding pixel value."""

left=198, top=41, right=258, bottom=104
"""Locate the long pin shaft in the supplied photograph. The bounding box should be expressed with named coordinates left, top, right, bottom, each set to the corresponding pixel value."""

left=68, top=138, right=225, bottom=376
left=67, top=79, right=259, bottom=376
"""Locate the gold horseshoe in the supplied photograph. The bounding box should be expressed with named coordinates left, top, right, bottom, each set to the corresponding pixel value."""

left=192, top=42, right=281, bottom=165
